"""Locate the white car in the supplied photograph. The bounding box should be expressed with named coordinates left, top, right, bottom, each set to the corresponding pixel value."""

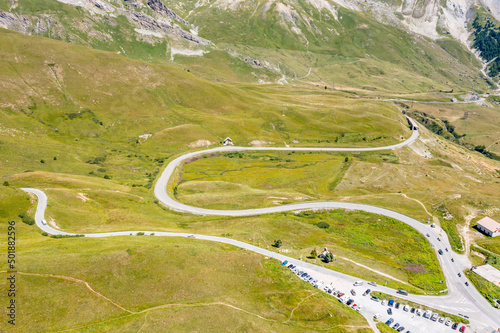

left=381, top=300, right=386, bottom=306
left=416, top=309, right=422, bottom=316
left=373, top=314, right=381, bottom=320
left=403, top=305, right=409, bottom=312
left=353, top=281, right=364, bottom=286
left=445, top=320, right=451, bottom=326
left=42, top=219, right=47, bottom=225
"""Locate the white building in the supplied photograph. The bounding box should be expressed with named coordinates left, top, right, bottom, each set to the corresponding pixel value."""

left=476, top=217, right=500, bottom=237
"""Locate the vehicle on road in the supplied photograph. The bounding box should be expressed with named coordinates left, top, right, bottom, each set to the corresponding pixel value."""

left=451, top=258, right=454, bottom=262
left=459, top=326, right=466, bottom=332
left=438, top=249, right=443, bottom=255
left=374, top=314, right=381, bottom=319
left=385, top=318, right=394, bottom=326
left=426, top=233, right=430, bottom=237
left=42, top=219, right=47, bottom=225
left=388, top=300, right=394, bottom=307
left=387, top=308, right=392, bottom=315
left=350, top=289, right=356, bottom=296
left=458, top=273, right=461, bottom=277
left=282, top=260, right=288, bottom=265
left=397, top=289, right=408, bottom=296
left=445, top=248, right=448, bottom=252
left=363, top=288, right=371, bottom=296
left=187, top=234, right=195, bottom=238
left=367, top=281, right=377, bottom=286
left=353, top=281, right=363, bottom=286
left=465, top=281, right=469, bottom=286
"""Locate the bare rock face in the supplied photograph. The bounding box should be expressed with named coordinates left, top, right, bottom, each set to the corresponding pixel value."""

left=147, top=0, right=189, bottom=25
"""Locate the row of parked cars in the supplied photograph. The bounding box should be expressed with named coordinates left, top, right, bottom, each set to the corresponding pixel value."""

left=376, top=297, right=466, bottom=332
left=285, top=264, right=372, bottom=312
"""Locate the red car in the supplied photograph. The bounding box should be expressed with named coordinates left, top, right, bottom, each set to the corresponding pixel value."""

left=337, top=292, right=345, bottom=297
left=459, top=326, right=466, bottom=332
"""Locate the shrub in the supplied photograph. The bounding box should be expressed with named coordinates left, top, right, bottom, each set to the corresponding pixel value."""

left=272, top=239, right=282, bottom=248
left=317, top=222, right=330, bottom=229
left=18, top=212, right=35, bottom=225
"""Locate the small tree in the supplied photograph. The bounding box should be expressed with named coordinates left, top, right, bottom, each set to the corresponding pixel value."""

left=273, top=239, right=282, bottom=248
left=3, top=181, right=9, bottom=186
left=310, top=248, right=318, bottom=257
left=324, top=252, right=334, bottom=263
left=345, top=157, right=349, bottom=162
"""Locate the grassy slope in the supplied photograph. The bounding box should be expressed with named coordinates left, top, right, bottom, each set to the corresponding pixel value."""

left=0, top=189, right=369, bottom=333
left=0, top=0, right=487, bottom=94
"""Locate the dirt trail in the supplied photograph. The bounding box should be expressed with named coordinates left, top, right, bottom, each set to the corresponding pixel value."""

left=461, top=207, right=478, bottom=257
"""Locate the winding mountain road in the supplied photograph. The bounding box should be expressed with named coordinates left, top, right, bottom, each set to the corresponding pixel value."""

left=22, top=117, right=500, bottom=332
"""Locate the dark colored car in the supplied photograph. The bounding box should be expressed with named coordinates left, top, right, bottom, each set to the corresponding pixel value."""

left=387, top=308, right=392, bottom=315
left=438, top=249, right=443, bottom=255
left=385, top=318, right=394, bottom=326
left=346, top=299, right=354, bottom=306
left=452, top=323, right=458, bottom=330
left=395, top=302, right=400, bottom=309
left=363, top=289, right=371, bottom=296
left=338, top=292, right=345, bottom=297
left=393, top=323, right=400, bottom=329
left=410, top=307, right=415, bottom=313
left=397, top=327, right=405, bottom=332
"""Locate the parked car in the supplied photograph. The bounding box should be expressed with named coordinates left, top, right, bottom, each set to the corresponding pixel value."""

left=353, top=281, right=364, bottom=286
left=397, top=326, right=405, bottom=332
left=403, top=305, right=409, bottom=312
left=373, top=314, right=381, bottom=319
left=350, top=289, right=356, bottom=296
left=439, top=316, right=445, bottom=323
left=339, top=296, right=347, bottom=303
left=416, top=308, right=421, bottom=316
left=393, top=323, right=400, bottom=329
left=363, top=289, right=371, bottom=296
left=431, top=312, right=439, bottom=321
left=371, top=296, right=379, bottom=302
left=381, top=300, right=386, bottom=305
left=388, top=300, right=394, bottom=307
left=395, top=302, right=400, bottom=309
left=346, top=299, right=354, bottom=306
left=452, top=323, right=458, bottom=329
left=410, top=307, right=415, bottom=314
left=397, top=289, right=408, bottom=296
left=423, top=310, right=431, bottom=318
left=387, top=308, right=392, bottom=315
left=445, top=320, right=452, bottom=326
left=338, top=292, right=345, bottom=297
left=385, top=318, right=394, bottom=326
left=459, top=326, right=466, bottom=332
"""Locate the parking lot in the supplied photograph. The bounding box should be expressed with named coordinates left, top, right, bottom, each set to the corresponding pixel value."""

left=284, top=262, right=469, bottom=333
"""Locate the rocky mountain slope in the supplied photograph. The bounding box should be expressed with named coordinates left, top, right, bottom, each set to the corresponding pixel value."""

left=0, top=0, right=498, bottom=90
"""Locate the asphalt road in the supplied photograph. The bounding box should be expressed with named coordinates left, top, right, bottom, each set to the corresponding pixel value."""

left=21, top=117, right=500, bottom=332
